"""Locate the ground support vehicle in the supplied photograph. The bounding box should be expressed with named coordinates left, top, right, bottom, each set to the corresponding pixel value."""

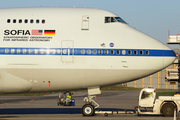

left=94, top=88, right=180, bottom=117
left=135, top=88, right=180, bottom=117
left=57, top=91, right=75, bottom=106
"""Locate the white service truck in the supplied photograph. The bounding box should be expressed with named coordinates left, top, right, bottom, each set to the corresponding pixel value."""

left=135, top=88, right=180, bottom=117
left=96, top=88, right=180, bottom=117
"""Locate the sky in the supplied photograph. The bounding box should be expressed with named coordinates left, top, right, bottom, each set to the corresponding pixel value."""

left=0, top=0, right=180, bottom=49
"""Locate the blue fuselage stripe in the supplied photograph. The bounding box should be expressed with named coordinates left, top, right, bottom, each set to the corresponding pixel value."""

left=0, top=47, right=176, bottom=57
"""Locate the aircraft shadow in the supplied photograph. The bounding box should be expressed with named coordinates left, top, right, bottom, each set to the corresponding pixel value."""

left=0, top=108, right=133, bottom=114
left=0, top=108, right=163, bottom=116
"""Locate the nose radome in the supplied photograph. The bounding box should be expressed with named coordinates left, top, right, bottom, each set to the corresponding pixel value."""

left=163, top=44, right=176, bottom=68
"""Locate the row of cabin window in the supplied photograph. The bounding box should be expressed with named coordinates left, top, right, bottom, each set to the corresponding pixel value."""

left=4, top=49, right=58, bottom=54
left=81, top=49, right=149, bottom=55
left=4, top=49, right=73, bottom=55
left=7, top=19, right=45, bottom=24
left=3, top=49, right=150, bottom=55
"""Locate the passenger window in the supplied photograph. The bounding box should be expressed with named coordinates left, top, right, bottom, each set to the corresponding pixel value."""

left=140, top=50, right=143, bottom=55
left=105, top=17, right=111, bottom=23
left=17, top=49, right=21, bottom=53
left=63, top=49, right=67, bottom=54
left=34, top=49, right=38, bottom=54
left=134, top=50, right=137, bottom=55
left=68, top=49, right=71, bottom=55
left=5, top=49, right=9, bottom=53
left=25, top=19, right=28, bottom=23
left=99, top=50, right=103, bottom=54
left=87, top=49, right=91, bottom=54
left=42, top=20, right=45, bottom=24
left=57, top=49, right=61, bottom=54
left=116, top=50, right=120, bottom=55
left=128, top=50, right=132, bottom=55
left=19, top=19, right=22, bottom=23
left=28, top=49, right=33, bottom=54
left=23, top=49, right=27, bottom=54
left=11, top=49, right=15, bottom=53
left=52, top=49, right=56, bottom=54
left=40, top=49, right=44, bottom=54
left=93, top=50, right=97, bottom=54
left=110, top=50, right=114, bottom=54
left=111, top=17, right=116, bottom=22
left=7, top=19, right=11, bottom=23
left=146, top=51, right=149, bottom=55
left=13, top=19, right=16, bottom=23
left=122, top=50, right=126, bottom=55
left=105, top=50, right=108, bottom=54
left=36, top=19, right=39, bottom=23
left=46, top=49, right=50, bottom=54
left=30, top=19, right=34, bottom=23
left=81, top=49, right=85, bottom=54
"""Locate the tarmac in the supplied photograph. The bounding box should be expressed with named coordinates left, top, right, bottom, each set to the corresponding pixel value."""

left=0, top=90, right=175, bottom=120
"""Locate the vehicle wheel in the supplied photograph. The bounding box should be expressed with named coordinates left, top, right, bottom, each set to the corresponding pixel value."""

left=161, top=103, right=175, bottom=117
left=104, top=113, right=108, bottom=116
left=59, top=99, right=63, bottom=105
left=82, top=104, right=95, bottom=116
left=66, top=101, right=72, bottom=106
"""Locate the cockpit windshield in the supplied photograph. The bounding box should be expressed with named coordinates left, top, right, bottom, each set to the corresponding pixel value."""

left=105, top=17, right=127, bottom=24
left=115, top=17, right=126, bottom=23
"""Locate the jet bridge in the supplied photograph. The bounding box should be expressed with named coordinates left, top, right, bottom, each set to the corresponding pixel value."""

left=167, top=31, right=180, bottom=44
left=165, top=67, right=178, bottom=82
left=166, top=30, right=180, bottom=92
left=165, top=57, right=180, bottom=92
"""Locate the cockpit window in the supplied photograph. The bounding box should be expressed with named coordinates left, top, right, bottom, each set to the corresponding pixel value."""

left=105, top=17, right=126, bottom=24
left=115, top=17, right=126, bottom=23
left=105, top=17, right=111, bottom=23
left=111, top=17, right=116, bottom=22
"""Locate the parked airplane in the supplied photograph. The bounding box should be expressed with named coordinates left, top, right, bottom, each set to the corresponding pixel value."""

left=0, top=7, right=176, bottom=116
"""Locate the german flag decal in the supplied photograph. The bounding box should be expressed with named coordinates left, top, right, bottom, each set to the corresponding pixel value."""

left=44, top=30, right=55, bottom=35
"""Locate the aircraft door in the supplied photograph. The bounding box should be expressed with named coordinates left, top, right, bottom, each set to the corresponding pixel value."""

left=61, top=40, right=74, bottom=63
left=81, top=15, right=89, bottom=30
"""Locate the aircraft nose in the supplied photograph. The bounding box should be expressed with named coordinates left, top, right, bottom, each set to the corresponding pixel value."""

left=163, top=45, right=176, bottom=68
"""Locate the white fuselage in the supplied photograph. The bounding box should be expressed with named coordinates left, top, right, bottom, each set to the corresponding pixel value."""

left=0, top=7, right=176, bottom=93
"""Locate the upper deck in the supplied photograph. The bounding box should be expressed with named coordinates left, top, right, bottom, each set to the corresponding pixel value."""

left=0, top=7, right=117, bottom=18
